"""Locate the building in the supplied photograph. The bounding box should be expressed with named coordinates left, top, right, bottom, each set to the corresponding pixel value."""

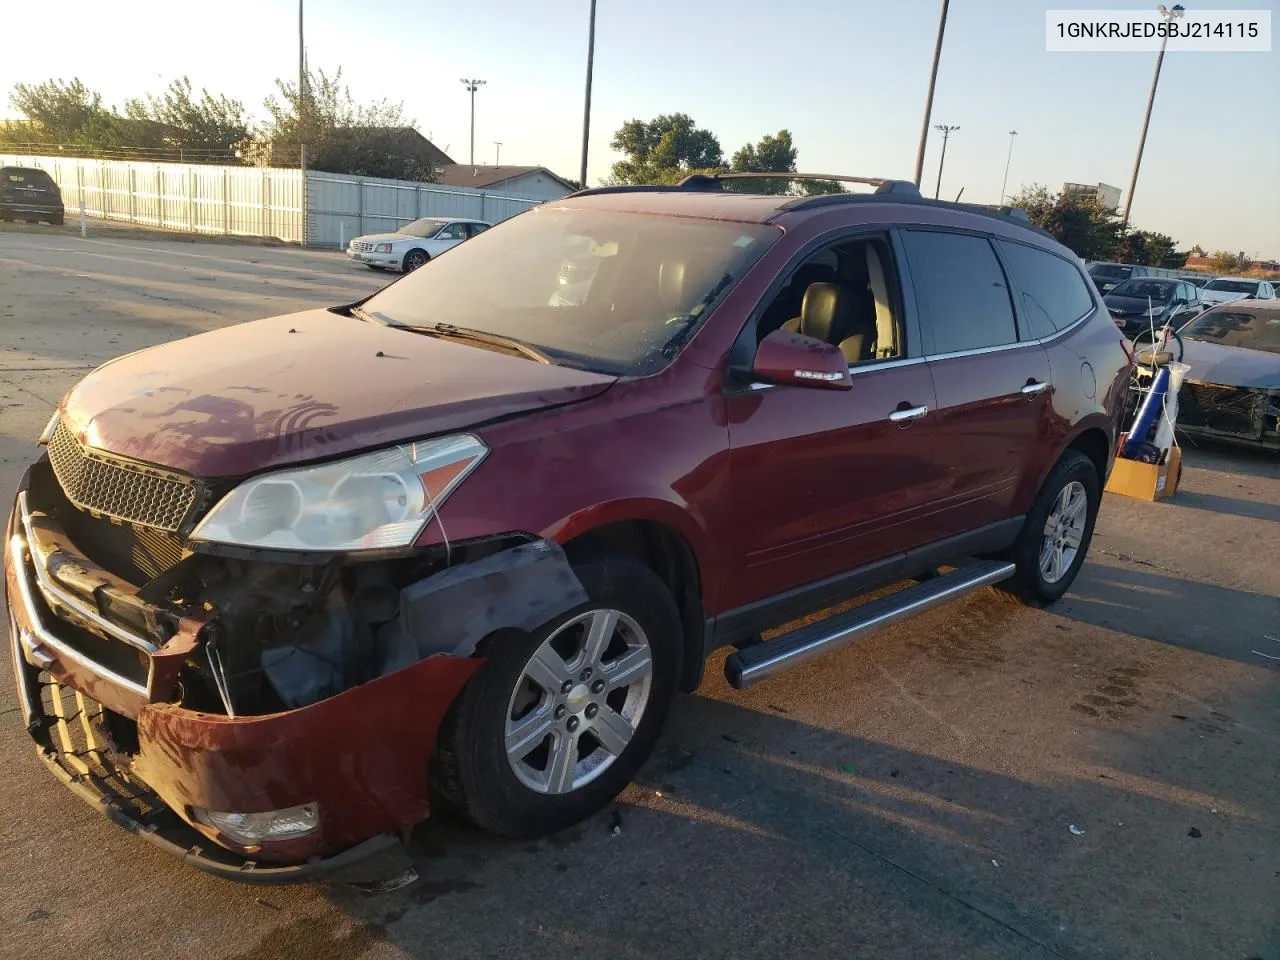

left=434, top=164, right=577, bottom=201
left=1062, top=181, right=1122, bottom=212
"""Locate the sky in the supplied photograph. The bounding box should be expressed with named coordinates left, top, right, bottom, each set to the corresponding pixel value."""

left=1, top=0, right=1276, bottom=255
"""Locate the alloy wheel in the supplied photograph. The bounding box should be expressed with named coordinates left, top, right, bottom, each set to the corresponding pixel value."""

left=1040, top=480, right=1088, bottom=584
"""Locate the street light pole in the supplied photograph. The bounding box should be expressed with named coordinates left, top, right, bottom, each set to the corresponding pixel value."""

left=999, top=129, right=1018, bottom=203
left=913, top=0, right=951, bottom=186
left=459, top=78, right=487, bottom=165
left=1123, top=4, right=1185, bottom=224
left=933, top=124, right=959, bottom=200
left=579, top=0, right=598, bottom=190
left=494, top=142, right=502, bottom=165
left=298, top=0, right=307, bottom=174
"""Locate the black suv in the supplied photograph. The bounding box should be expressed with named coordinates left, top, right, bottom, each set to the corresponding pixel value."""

left=0, top=166, right=64, bottom=225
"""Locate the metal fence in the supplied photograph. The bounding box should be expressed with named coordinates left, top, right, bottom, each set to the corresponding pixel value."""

left=306, top=171, right=544, bottom=249
left=1, top=154, right=305, bottom=242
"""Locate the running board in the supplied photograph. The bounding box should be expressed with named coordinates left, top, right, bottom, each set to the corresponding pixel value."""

left=723, top=560, right=1016, bottom=689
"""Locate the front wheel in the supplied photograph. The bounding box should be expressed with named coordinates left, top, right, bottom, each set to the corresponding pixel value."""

left=402, top=248, right=429, bottom=272
left=998, top=450, right=1100, bottom=606
left=432, top=557, right=682, bottom=838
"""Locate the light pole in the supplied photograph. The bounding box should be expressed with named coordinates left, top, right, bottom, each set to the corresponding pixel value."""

left=494, top=142, right=502, bottom=165
left=1123, top=3, right=1185, bottom=224
left=298, top=0, right=307, bottom=173
left=459, top=78, right=487, bottom=165
left=933, top=124, right=959, bottom=200
left=999, top=129, right=1018, bottom=203
left=913, top=0, right=951, bottom=186
left=579, top=0, right=598, bottom=190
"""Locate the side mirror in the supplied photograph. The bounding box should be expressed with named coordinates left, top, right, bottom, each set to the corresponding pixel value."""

left=750, top=330, right=852, bottom=390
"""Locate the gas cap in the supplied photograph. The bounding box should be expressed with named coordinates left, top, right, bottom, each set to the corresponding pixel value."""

left=1081, top=361, right=1096, bottom=400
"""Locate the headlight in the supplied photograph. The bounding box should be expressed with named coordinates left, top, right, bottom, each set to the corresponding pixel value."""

left=1146, top=306, right=1164, bottom=316
left=374, top=242, right=392, bottom=253
left=190, top=435, right=487, bottom=552
left=193, top=803, right=319, bottom=844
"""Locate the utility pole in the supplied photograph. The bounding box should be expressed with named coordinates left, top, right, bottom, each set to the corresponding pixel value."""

left=579, top=0, right=598, bottom=191
left=933, top=124, right=959, bottom=200
left=459, top=78, right=487, bottom=165
left=999, top=129, right=1018, bottom=203
left=494, top=142, right=502, bottom=165
left=913, top=0, right=951, bottom=186
left=298, top=0, right=307, bottom=174
left=1123, top=4, right=1185, bottom=224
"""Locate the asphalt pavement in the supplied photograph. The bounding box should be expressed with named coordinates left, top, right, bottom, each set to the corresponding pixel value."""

left=1, top=222, right=1277, bottom=960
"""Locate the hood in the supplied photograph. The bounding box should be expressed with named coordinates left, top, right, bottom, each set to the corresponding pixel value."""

left=353, top=233, right=418, bottom=245
left=61, top=310, right=616, bottom=477
left=1181, top=338, right=1280, bottom=390
left=1200, top=290, right=1250, bottom=304
left=1105, top=295, right=1169, bottom=316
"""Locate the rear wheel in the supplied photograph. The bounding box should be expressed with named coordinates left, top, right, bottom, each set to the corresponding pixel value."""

left=50, top=214, right=64, bottom=226
left=402, top=248, right=429, bottom=272
left=432, top=557, right=681, bottom=838
left=998, top=450, right=1100, bottom=606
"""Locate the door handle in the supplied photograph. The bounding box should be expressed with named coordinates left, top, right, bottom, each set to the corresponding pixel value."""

left=888, top=404, right=929, bottom=423
left=1021, top=380, right=1050, bottom=395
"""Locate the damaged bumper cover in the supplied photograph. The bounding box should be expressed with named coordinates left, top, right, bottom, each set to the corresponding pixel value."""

left=1177, top=379, right=1280, bottom=449
left=5, top=474, right=587, bottom=883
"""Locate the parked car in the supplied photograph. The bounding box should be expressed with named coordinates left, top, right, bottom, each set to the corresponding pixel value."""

left=1103, top=277, right=1203, bottom=335
left=0, top=166, right=64, bottom=225
left=346, top=217, right=491, bottom=272
left=1088, top=262, right=1147, bottom=294
left=4, top=173, right=1129, bottom=884
left=1173, top=299, right=1280, bottom=450
left=1200, top=276, right=1276, bottom=305
left=1182, top=274, right=1215, bottom=289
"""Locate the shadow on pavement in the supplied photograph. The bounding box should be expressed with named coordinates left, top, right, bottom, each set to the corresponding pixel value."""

left=1180, top=439, right=1280, bottom=481
left=1172, top=489, right=1280, bottom=523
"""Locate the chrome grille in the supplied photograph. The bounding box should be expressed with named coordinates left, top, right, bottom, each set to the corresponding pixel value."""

left=352, top=241, right=373, bottom=252
left=46, top=421, right=196, bottom=532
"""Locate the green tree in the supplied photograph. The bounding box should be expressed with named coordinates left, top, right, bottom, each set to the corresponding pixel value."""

left=728, top=129, right=843, bottom=196
left=1116, top=230, right=1187, bottom=269
left=608, top=113, right=723, bottom=184
left=250, top=67, right=434, bottom=180
left=6, top=78, right=125, bottom=147
left=1208, top=250, right=1241, bottom=273
left=124, top=77, right=248, bottom=155
left=1008, top=183, right=1125, bottom=261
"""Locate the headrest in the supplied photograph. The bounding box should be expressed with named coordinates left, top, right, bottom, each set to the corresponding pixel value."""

left=799, top=282, right=853, bottom=344
left=659, top=259, right=714, bottom=313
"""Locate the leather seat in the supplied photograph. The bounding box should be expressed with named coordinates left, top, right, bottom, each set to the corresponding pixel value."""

left=782, top=282, right=877, bottom=363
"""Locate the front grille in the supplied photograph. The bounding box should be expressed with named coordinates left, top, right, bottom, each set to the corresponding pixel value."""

left=352, top=241, right=373, bottom=252
left=1179, top=383, right=1263, bottom=437
left=47, top=421, right=196, bottom=532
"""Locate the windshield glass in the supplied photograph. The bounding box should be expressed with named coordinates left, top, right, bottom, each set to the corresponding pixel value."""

left=1184, top=306, right=1280, bottom=354
left=1205, top=279, right=1259, bottom=295
left=397, top=218, right=447, bottom=238
left=361, top=208, right=779, bottom=375
left=1108, top=279, right=1176, bottom=300
left=1090, top=264, right=1132, bottom=279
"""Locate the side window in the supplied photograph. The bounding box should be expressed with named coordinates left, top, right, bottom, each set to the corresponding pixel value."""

left=467, top=223, right=489, bottom=238
left=755, top=236, right=906, bottom=365
left=903, top=231, right=1017, bottom=353
left=438, top=223, right=466, bottom=241
left=996, top=240, right=1096, bottom=339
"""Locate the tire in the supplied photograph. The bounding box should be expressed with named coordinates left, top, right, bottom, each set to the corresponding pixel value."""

left=402, top=248, right=429, bottom=272
left=51, top=215, right=64, bottom=226
left=432, top=557, right=682, bottom=839
left=997, top=450, right=1101, bottom=607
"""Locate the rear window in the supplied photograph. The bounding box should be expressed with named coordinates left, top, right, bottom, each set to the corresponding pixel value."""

left=997, top=241, right=1095, bottom=339
left=1, top=168, right=55, bottom=189
left=1204, top=279, right=1260, bottom=295
left=902, top=230, right=1018, bottom=354
left=1089, top=264, right=1132, bottom=280
left=1183, top=307, right=1280, bottom=355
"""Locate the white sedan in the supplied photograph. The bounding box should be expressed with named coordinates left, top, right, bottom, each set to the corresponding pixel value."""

left=346, top=217, right=491, bottom=272
left=1199, top=276, right=1277, bottom=306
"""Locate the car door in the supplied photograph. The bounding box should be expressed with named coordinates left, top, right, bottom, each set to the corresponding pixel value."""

left=428, top=222, right=468, bottom=256
left=721, top=232, right=945, bottom=611
left=899, top=229, right=1055, bottom=539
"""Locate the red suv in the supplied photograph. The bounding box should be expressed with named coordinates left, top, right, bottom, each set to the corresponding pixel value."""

left=4, top=174, right=1129, bottom=884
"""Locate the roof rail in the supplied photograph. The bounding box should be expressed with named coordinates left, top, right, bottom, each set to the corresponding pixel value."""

left=679, top=172, right=921, bottom=195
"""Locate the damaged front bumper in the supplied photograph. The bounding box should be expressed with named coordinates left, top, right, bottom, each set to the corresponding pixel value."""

left=4, top=464, right=586, bottom=884
left=1177, top=380, right=1280, bottom=449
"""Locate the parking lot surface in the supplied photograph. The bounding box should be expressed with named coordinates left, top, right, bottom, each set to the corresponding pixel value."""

left=1, top=226, right=1277, bottom=960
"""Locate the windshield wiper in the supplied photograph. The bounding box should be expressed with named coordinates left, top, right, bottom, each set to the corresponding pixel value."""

left=349, top=303, right=378, bottom=324
left=661, top=272, right=735, bottom=358
left=394, top=322, right=552, bottom=364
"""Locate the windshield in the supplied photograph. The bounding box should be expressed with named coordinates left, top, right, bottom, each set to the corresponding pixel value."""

left=1184, top=306, right=1280, bottom=355
left=1204, top=279, right=1259, bottom=295
left=397, top=218, right=448, bottom=238
left=1108, top=279, right=1176, bottom=300
left=361, top=207, right=779, bottom=375
left=1090, top=264, right=1132, bottom=280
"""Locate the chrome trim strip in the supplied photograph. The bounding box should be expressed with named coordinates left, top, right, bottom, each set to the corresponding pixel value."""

left=8, top=532, right=150, bottom=699
left=731, top=561, right=1016, bottom=687
left=848, top=356, right=926, bottom=376
left=926, top=340, right=1040, bottom=362
left=17, top=493, right=157, bottom=655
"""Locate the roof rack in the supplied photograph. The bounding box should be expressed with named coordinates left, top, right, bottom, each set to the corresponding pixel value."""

left=569, top=172, right=921, bottom=199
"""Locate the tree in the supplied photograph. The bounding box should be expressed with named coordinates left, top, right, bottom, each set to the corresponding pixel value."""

left=1008, top=183, right=1126, bottom=261
left=1208, top=250, right=1241, bottom=273
left=1116, top=230, right=1187, bottom=269
left=728, top=129, right=842, bottom=196
left=124, top=77, right=248, bottom=155
left=250, top=67, right=435, bottom=180
left=6, top=78, right=125, bottom=147
left=609, top=114, right=723, bottom=184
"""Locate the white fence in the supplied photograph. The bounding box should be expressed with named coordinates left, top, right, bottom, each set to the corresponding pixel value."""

left=1, top=154, right=548, bottom=247
left=0, top=154, right=305, bottom=243
left=306, top=171, right=544, bottom=249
